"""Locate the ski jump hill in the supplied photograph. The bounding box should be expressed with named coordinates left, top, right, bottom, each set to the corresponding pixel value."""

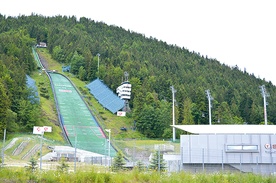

left=33, top=48, right=117, bottom=157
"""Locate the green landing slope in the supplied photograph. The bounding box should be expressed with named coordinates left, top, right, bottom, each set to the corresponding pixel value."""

left=49, top=72, right=116, bottom=156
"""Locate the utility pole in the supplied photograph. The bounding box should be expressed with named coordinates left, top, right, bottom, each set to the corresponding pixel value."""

left=260, top=85, right=269, bottom=125
left=2, top=128, right=6, bottom=166
left=74, top=133, right=77, bottom=172
left=33, top=126, right=52, bottom=170
left=170, top=86, right=177, bottom=142
left=205, top=89, right=213, bottom=125
left=40, top=131, right=44, bottom=170
left=158, top=145, right=161, bottom=173
left=105, top=129, right=111, bottom=167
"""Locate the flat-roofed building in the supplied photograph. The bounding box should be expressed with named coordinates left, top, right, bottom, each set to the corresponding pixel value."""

left=37, top=42, right=47, bottom=48
left=174, top=125, right=276, bottom=175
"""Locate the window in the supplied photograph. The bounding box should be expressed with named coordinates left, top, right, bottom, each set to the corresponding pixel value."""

left=226, top=145, right=258, bottom=153
left=227, top=145, right=242, bottom=150
left=242, top=145, right=258, bottom=150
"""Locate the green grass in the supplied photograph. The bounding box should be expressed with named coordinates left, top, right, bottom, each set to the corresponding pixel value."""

left=2, top=135, right=66, bottom=164
left=5, top=138, right=24, bottom=157
left=37, top=49, right=63, bottom=70
left=30, top=72, right=65, bottom=142
left=0, top=167, right=275, bottom=183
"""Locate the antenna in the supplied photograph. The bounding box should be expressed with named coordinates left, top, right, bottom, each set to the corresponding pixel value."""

left=170, top=86, right=177, bottom=142
left=259, top=85, right=269, bottom=125
left=205, top=89, right=213, bottom=125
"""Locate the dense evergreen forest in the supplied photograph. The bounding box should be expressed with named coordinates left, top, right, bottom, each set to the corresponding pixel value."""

left=0, top=14, right=275, bottom=139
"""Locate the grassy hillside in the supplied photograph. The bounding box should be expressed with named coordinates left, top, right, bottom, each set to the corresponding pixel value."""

left=36, top=48, right=144, bottom=140
left=33, top=48, right=178, bottom=160
left=0, top=47, right=178, bottom=164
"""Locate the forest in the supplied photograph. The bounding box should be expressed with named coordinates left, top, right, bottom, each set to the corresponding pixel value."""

left=0, top=14, right=275, bottom=139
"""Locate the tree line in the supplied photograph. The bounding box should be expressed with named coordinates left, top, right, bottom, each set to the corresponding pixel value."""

left=0, top=27, right=42, bottom=135
left=0, top=14, right=275, bottom=139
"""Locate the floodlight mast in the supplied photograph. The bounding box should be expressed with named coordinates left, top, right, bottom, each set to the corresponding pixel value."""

left=170, top=86, right=177, bottom=142
left=2, top=128, right=6, bottom=166
left=105, top=129, right=111, bottom=167
left=205, top=89, right=213, bottom=125
left=97, top=53, right=100, bottom=79
left=260, top=85, right=269, bottom=125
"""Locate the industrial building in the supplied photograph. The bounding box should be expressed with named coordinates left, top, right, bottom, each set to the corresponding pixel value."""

left=174, top=125, right=276, bottom=175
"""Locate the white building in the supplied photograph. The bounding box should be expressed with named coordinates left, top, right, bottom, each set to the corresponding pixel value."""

left=36, top=42, right=47, bottom=48
left=116, top=81, right=131, bottom=100
left=173, top=125, right=276, bottom=175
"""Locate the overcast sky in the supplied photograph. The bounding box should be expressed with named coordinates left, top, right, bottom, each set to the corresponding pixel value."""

left=1, top=0, right=275, bottom=85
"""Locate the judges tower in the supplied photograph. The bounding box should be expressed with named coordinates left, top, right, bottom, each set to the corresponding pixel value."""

left=116, top=72, right=131, bottom=112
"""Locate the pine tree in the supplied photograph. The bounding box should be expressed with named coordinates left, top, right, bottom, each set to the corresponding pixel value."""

left=57, top=157, right=69, bottom=173
left=149, top=150, right=166, bottom=172
left=135, top=160, right=145, bottom=172
left=181, top=97, right=195, bottom=125
left=26, top=157, right=38, bottom=173
left=111, top=151, right=125, bottom=172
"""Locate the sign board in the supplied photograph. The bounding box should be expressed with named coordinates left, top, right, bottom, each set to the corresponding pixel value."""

left=33, top=126, right=43, bottom=134
left=117, top=111, right=126, bottom=117
left=43, top=126, right=52, bottom=132
left=33, top=126, right=52, bottom=134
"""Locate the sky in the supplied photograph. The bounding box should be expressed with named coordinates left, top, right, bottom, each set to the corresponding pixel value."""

left=1, top=0, right=276, bottom=85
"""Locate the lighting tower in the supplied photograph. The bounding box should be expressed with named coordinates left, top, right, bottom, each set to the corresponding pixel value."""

left=170, top=86, right=177, bottom=142
left=97, top=53, right=100, bottom=79
left=205, top=89, right=213, bottom=125
left=105, top=129, right=111, bottom=167
left=260, top=85, right=269, bottom=125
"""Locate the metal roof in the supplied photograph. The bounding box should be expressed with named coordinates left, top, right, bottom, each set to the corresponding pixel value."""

left=173, top=125, right=276, bottom=135
left=86, top=79, right=124, bottom=113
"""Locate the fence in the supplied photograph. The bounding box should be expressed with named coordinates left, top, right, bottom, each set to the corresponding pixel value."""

left=180, top=148, right=276, bottom=175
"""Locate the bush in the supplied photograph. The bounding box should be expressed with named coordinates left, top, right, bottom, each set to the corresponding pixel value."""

left=26, top=157, right=38, bottom=173
left=57, top=157, right=69, bottom=173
